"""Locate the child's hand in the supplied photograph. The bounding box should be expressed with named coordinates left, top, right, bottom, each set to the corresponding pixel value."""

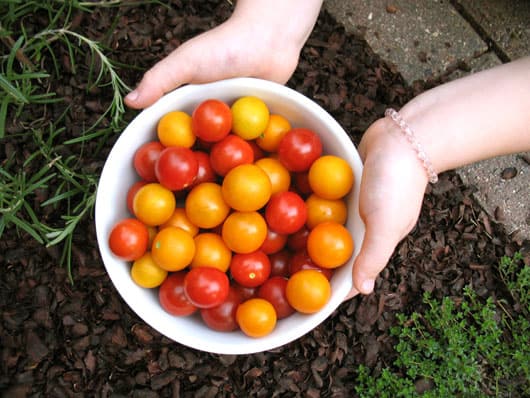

left=125, top=0, right=323, bottom=109
left=345, top=117, right=429, bottom=299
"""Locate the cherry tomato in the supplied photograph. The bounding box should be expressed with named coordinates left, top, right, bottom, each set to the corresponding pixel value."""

left=157, top=111, right=196, bottom=148
left=269, top=249, right=291, bottom=277
left=191, top=151, right=217, bottom=187
left=192, top=99, right=232, bottom=142
left=305, top=194, right=348, bottom=229
left=200, top=287, right=242, bottom=332
left=292, top=172, right=312, bottom=197
left=286, top=225, right=309, bottom=252
left=159, top=271, right=198, bottom=316
left=247, top=139, right=265, bottom=161
left=232, top=283, right=258, bottom=301
left=221, top=211, right=267, bottom=254
left=265, top=191, right=307, bottom=235
left=258, top=276, right=294, bottom=319
left=133, top=183, right=176, bottom=226
left=236, top=298, right=277, bottom=338
left=131, top=252, right=168, bottom=288
left=286, top=269, right=331, bottom=314
left=288, top=249, right=334, bottom=280
left=308, top=155, right=354, bottom=199
left=185, top=182, right=230, bottom=229
left=231, top=96, right=270, bottom=140
left=126, top=181, right=147, bottom=214
left=278, top=128, right=322, bottom=172
left=151, top=226, right=195, bottom=271
left=306, top=221, right=354, bottom=269
left=184, top=267, right=230, bottom=309
left=160, top=207, right=199, bottom=237
left=133, top=141, right=165, bottom=182
left=108, top=218, right=149, bottom=261
left=209, top=134, right=254, bottom=176
left=229, top=250, right=271, bottom=288
left=255, top=157, right=291, bottom=195
left=259, top=228, right=287, bottom=255
left=155, top=146, right=198, bottom=191
left=191, top=232, right=232, bottom=272
left=221, top=164, right=272, bottom=212
left=256, top=114, right=291, bottom=152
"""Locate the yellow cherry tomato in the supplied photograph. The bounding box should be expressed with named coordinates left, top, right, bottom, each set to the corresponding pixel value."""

left=160, top=207, right=199, bottom=237
left=191, top=232, right=232, bottom=272
left=255, top=157, right=291, bottom=195
left=222, top=211, right=267, bottom=254
left=256, top=114, right=291, bottom=152
left=185, top=182, right=230, bottom=229
left=231, top=96, right=270, bottom=140
left=131, top=252, right=168, bottom=288
left=305, top=194, right=348, bottom=229
left=133, top=183, right=176, bottom=226
left=222, top=164, right=272, bottom=212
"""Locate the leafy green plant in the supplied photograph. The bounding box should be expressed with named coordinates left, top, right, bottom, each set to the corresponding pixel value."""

left=355, top=253, right=530, bottom=397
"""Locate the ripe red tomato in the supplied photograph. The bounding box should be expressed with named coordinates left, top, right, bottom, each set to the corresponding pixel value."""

left=269, top=249, right=291, bottom=277
left=191, top=151, right=217, bottom=187
left=287, top=225, right=309, bottom=252
left=133, top=141, right=165, bottom=182
left=209, top=134, right=254, bottom=176
left=277, top=128, right=322, bottom=172
left=232, top=283, right=258, bottom=301
left=159, top=271, right=198, bottom=316
left=229, top=250, right=271, bottom=288
left=184, top=267, right=230, bottom=309
left=265, top=191, right=307, bottom=235
left=155, top=146, right=198, bottom=191
left=126, top=181, right=147, bottom=214
left=259, top=228, right=288, bottom=255
left=258, top=276, right=294, bottom=319
left=200, top=287, right=242, bottom=332
left=192, top=99, right=232, bottom=142
left=289, top=249, right=334, bottom=280
left=108, top=218, right=149, bottom=261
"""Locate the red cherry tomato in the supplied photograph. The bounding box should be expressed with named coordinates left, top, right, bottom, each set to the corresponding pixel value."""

left=265, top=191, right=307, bottom=235
left=258, top=276, right=294, bottom=319
left=229, top=250, right=271, bottom=288
left=159, top=272, right=198, bottom=316
left=155, top=146, right=198, bottom=191
left=259, top=228, right=288, bottom=255
left=108, top=218, right=149, bottom=261
left=232, top=283, right=258, bottom=301
left=269, top=249, right=291, bottom=277
left=289, top=249, right=334, bottom=280
left=184, top=267, right=230, bottom=309
left=191, top=151, right=217, bottom=187
left=287, top=225, right=310, bottom=252
left=133, top=141, right=165, bottom=182
left=292, top=172, right=312, bottom=197
left=192, top=99, right=232, bottom=142
left=278, top=128, right=322, bottom=172
left=126, top=181, right=148, bottom=214
left=209, top=134, right=254, bottom=176
left=200, top=287, right=242, bottom=332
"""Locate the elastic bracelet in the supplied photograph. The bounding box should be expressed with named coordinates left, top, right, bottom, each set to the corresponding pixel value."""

left=385, top=108, right=439, bottom=184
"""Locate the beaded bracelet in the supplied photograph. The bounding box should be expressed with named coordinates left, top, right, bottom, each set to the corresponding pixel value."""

left=385, top=108, right=439, bottom=184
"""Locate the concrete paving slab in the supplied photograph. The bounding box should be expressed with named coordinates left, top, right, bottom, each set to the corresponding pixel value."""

left=324, top=0, right=488, bottom=84
left=454, top=0, right=530, bottom=60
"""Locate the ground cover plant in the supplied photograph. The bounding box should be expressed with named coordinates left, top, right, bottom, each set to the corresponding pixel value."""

left=1, top=1, right=528, bottom=396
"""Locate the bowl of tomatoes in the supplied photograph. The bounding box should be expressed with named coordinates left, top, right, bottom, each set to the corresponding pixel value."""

left=95, top=77, right=364, bottom=354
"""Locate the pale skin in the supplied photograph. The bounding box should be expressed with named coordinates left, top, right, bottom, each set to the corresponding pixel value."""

left=125, top=0, right=530, bottom=299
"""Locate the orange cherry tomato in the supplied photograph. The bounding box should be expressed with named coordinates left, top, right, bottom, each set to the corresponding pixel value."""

left=133, top=183, right=176, bottom=226
left=160, top=207, right=199, bottom=237
left=221, top=164, right=272, bottom=212
left=236, top=298, right=277, bottom=337
left=185, top=182, right=230, bottom=229
left=306, top=221, right=354, bottom=269
left=131, top=252, right=168, bottom=288
left=255, top=157, right=291, bottom=195
left=157, top=110, right=196, bottom=148
left=191, top=232, right=232, bottom=272
left=285, top=269, right=331, bottom=314
left=151, top=226, right=195, bottom=271
left=308, top=155, right=354, bottom=200
left=255, top=114, right=291, bottom=152
left=305, top=194, right=348, bottom=229
left=222, top=211, right=267, bottom=254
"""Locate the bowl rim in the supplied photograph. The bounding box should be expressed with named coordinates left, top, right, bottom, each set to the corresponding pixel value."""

left=95, top=77, right=365, bottom=354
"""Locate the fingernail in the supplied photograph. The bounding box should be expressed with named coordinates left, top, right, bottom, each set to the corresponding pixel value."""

left=126, top=90, right=139, bottom=102
left=361, top=279, right=374, bottom=293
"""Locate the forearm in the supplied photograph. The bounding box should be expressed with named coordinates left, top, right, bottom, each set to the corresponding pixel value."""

left=399, top=56, right=530, bottom=174
left=231, top=0, right=323, bottom=50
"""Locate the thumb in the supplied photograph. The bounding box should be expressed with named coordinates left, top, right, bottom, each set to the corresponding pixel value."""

left=125, top=50, right=193, bottom=109
left=351, top=222, right=400, bottom=295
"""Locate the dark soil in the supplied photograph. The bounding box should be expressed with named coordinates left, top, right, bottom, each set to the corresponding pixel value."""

left=1, top=2, right=528, bottom=397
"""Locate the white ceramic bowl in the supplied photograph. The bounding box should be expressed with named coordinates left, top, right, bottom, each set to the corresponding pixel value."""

left=95, top=77, right=365, bottom=355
